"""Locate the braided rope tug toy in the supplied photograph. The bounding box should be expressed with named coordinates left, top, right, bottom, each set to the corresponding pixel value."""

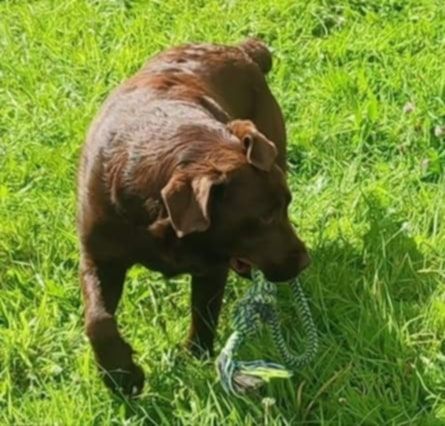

left=216, top=268, right=318, bottom=395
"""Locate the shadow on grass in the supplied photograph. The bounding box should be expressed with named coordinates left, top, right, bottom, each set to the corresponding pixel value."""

left=282, top=196, right=438, bottom=423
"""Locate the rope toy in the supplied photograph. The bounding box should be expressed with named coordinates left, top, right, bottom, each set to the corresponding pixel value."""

left=216, top=268, right=318, bottom=395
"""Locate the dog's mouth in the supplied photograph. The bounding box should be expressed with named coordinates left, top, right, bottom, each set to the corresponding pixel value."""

left=230, top=257, right=253, bottom=275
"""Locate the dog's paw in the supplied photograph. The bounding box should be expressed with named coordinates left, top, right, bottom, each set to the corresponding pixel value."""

left=184, top=339, right=213, bottom=360
left=102, top=362, right=145, bottom=397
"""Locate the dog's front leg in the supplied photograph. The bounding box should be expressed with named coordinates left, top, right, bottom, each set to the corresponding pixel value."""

left=187, top=266, right=228, bottom=357
left=80, top=255, right=144, bottom=395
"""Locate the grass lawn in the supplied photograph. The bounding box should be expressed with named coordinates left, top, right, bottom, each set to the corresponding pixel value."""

left=1, top=0, right=445, bottom=424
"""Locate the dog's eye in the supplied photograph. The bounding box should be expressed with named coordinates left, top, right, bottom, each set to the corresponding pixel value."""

left=259, top=210, right=275, bottom=225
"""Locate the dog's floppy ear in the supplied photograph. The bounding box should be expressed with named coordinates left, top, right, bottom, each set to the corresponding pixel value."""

left=243, top=132, right=277, bottom=172
left=161, top=172, right=224, bottom=238
left=228, top=120, right=277, bottom=171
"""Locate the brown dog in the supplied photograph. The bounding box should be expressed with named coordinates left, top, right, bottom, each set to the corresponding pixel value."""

left=77, top=38, right=309, bottom=395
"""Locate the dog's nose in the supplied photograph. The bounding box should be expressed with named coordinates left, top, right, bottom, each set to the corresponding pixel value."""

left=288, top=247, right=311, bottom=274
left=295, top=249, right=311, bottom=273
left=262, top=250, right=310, bottom=283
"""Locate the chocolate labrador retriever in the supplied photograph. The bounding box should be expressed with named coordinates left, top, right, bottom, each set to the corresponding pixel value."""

left=77, top=38, right=309, bottom=395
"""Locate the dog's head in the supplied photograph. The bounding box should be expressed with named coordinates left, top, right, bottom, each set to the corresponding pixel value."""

left=158, top=120, right=309, bottom=282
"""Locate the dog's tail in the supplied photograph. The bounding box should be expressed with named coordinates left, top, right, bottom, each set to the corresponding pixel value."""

left=238, top=38, right=272, bottom=74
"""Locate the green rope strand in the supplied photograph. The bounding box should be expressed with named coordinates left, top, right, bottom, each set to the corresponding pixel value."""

left=216, top=268, right=318, bottom=396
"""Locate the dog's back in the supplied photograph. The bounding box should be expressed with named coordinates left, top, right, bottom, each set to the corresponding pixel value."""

left=78, top=39, right=281, bottom=235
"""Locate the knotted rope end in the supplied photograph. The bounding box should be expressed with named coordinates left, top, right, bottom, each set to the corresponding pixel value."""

left=216, top=269, right=318, bottom=396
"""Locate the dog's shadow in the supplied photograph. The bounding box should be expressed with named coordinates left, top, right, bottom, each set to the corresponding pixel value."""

left=116, top=198, right=439, bottom=422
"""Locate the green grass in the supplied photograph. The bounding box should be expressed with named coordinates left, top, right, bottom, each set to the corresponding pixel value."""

left=1, top=0, right=445, bottom=424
